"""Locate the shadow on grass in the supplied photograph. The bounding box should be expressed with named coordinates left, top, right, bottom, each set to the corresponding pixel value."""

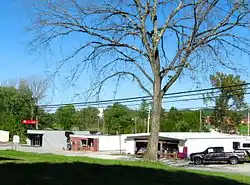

left=0, top=162, right=248, bottom=185
left=0, top=157, right=20, bottom=161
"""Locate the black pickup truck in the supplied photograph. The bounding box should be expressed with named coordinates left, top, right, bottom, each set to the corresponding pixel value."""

left=190, top=147, right=245, bottom=165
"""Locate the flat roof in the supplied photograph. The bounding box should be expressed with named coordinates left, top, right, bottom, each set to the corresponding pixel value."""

left=126, top=135, right=185, bottom=141
left=27, top=130, right=67, bottom=134
left=69, top=134, right=99, bottom=139
left=124, top=132, right=250, bottom=140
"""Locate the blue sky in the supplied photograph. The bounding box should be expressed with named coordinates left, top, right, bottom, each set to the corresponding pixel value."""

left=0, top=1, right=249, bottom=111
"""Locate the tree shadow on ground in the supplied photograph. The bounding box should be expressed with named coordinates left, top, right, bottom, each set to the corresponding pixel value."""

left=0, top=157, right=20, bottom=161
left=0, top=162, right=248, bottom=185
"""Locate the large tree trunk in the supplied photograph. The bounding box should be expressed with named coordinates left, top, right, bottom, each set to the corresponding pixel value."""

left=144, top=75, right=162, bottom=161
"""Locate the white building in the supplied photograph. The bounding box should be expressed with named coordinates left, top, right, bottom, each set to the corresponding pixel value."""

left=125, top=131, right=250, bottom=156
left=26, top=130, right=96, bottom=150
left=0, top=130, right=9, bottom=142
left=27, top=130, right=68, bottom=150
left=27, top=130, right=250, bottom=157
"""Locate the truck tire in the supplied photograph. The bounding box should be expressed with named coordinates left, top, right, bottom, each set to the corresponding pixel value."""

left=229, top=157, right=238, bottom=165
left=194, top=157, right=203, bottom=165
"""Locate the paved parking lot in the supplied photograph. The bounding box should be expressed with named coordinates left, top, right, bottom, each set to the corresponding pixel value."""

left=186, top=163, right=250, bottom=176
left=161, top=159, right=250, bottom=176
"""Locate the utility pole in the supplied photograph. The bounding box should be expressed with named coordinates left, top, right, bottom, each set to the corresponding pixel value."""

left=35, top=115, right=39, bottom=130
left=248, top=111, right=249, bottom=136
left=135, top=118, right=137, bottom=133
left=132, top=118, right=137, bottom=133
left=97, top=117, right=100, bottom=131
left=147, top=103, right=151, bottom=133
left=199, top=110, right=202, bottom=132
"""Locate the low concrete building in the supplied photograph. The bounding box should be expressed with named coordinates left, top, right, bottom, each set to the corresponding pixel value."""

left=70, top=135, right=99, bottom=152
left=26, top=130, right=98, bottom=151
left=125, top=131, right=250, bottom=156
left=27, top=130, right=71, bottom=150
left=27, top=130, right=250, bottom=157
left=69, top=134, right=127, bottom=152
left=0, top=130, right=9, bottom=142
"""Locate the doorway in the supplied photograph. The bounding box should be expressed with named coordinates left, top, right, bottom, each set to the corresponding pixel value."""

left=28, top=134, right=43, bottom=146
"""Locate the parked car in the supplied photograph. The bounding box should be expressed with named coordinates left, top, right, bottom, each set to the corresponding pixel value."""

left=190, top=147, right=245, bottom=165
left=234, top=149, right=250, bottom=162
left=135, top=148, right=161, bottom=159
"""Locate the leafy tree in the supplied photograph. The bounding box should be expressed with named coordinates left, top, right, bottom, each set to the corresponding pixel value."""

left=0, top=85, right=36, bottom=141
left=207, top=73, right=246, bottom=132
left=104, top=103, right=133, bottom=134
left=74, top=107, right=99, bottom=130
left=55, top=104, right=76, bottom=130
left=181, top=111, right=200, bottom=131
left=138, top=100, right=149, bottom=120
left=175, top=120, right=190, bottom=132
left=29, top=0, right=250, bottom=161
left=137, top=101, right=150, bottom=132
left=161, top=108, right=207, bottom=132
left=37, top=108, right=55, bottom=129
left=161, top=107, right=182, bottom=132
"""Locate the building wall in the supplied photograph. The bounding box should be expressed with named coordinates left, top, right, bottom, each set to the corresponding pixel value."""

left=42, top=131, right=67, bottom=150
left=125, top=139, right=136, bottom=154
left=70, top=137, right=99, bottom=152
left=0, top=130, right=9, bottom=142
left=184, top=138, right=247, bottom=156
left=98, top=135, right=126, bottom=152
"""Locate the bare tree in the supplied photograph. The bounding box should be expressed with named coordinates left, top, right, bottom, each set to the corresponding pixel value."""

left=26, top=76, right=49, bottom=122
left=29, top=0, right=250, bottom=161
left=27, top=76, right=49, bottom=104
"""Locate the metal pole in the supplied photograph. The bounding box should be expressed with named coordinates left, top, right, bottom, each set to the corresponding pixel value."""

left=248, top=111, right=249, bottom=136
left=98, top=117, right=100, bottom=131
left=199, top=110, right=202, bottom=132
left=103, top=118, right=105, bottom=135
left=35, top=115, right=38, bottom=130
left=135, top=118, right=137, bottom=133
left=119, top=133, right=121, bottom=154
left=147, top=104, right=150, bottom=133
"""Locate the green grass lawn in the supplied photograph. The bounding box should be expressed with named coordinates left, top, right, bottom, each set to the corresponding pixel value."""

left=0, top=150, right=249, bottom=185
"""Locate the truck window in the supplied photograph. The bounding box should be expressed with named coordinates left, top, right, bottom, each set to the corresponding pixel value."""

left=243, top=143, right=250, bottom=148
left=208, top=148, right=214, bottom=153
left=215, top=147, right=224, bottom=153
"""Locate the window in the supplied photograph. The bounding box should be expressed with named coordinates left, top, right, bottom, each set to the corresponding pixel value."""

left=243, top=143, right=250, bottom=148
left=215, top=147, right=224, bottom=153
left=233, top=142, right=240, bottom=149
left=81, top=139, right=87, bottom=147
left=208, top=148, right=214, bottom=153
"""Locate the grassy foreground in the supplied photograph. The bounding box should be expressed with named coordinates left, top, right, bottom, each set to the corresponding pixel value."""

left=0, top=150, right=249, bottom=185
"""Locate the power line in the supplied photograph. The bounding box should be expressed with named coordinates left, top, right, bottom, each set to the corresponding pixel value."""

left=40, top=82, right=250, bottom=108
left=43, top=88, right=250, bottom=110
left=44, top=86, right=250, bottom=108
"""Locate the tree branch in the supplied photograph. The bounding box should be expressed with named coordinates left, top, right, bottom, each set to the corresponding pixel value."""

left=95, top=71, right=152, bottom=97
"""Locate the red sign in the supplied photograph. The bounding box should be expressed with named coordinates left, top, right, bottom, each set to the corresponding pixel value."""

left=21, top=120, right=38, bottom=125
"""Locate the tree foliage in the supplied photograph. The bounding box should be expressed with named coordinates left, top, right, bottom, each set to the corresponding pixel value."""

left=207, top=72, right=246, bottom=132
left=55, top=104, right=76, bottom=130
left=74, top=107, right=100, bottom=130
left=160, top=107, right=209, bottom=132
left=104, top=103, right=133, bottom=134
left=0, top=86, right=35, bottom=141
